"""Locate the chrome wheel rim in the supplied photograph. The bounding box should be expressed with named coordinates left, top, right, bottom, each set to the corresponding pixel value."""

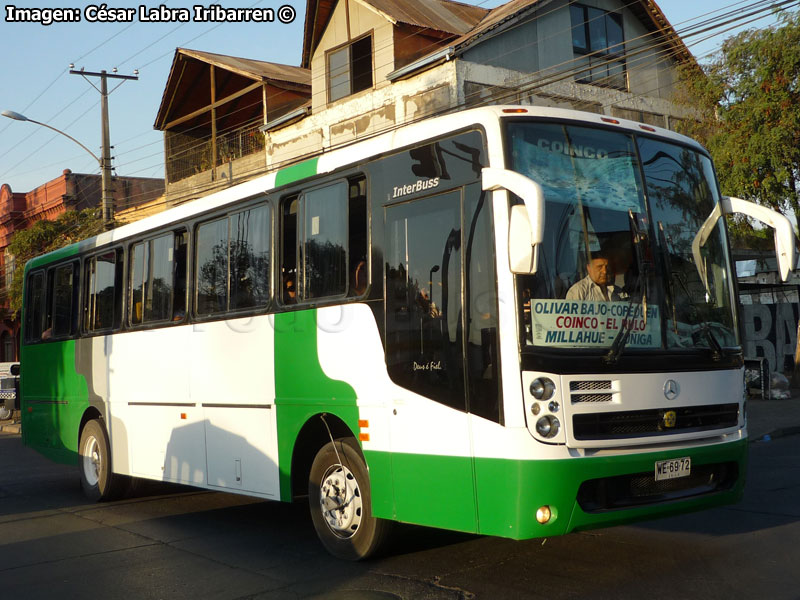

left=319, top=463, right=363, bottom=538
left=82, top=435, right=101, bottom=487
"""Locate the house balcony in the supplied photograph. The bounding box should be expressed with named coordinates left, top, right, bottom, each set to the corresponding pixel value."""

left=164, top=119, right=266, bottom=206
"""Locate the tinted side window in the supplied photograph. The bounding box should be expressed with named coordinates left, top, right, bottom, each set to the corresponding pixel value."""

left=146, top=234, right=174, bottom=322
left=52, top=263, right=77, bottom=338
left=385, top=190, right=464, bottom=411
left=84, top=250, right=121, bottom=332
left=24, top=271, right=46, bottom=342
left=196, top=217, right=228, bottom=315
left=464, top=185, right=501, bottom=423
left=196, top=205, right=271, bottom=315
left=303, top=182, right=348, bottom=299
left=230, top=205, right=271, bottom=310
left=129, top=232, right=179, bottom=325
left=281, top=177, right=366, bottom=303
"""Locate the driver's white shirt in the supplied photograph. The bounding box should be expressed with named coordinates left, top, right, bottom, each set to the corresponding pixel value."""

left=566, top=275, right=622, bottom=301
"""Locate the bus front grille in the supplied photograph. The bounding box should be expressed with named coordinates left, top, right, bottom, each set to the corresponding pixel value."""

left=572, top=403, right=739, bottom=440
left=577, top=462, right=739, bottom=512
left=569, top=380, right=614, bottom=403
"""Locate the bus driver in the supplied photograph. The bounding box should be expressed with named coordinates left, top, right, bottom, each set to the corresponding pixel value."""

left=566, top=251, right=621, bottom=302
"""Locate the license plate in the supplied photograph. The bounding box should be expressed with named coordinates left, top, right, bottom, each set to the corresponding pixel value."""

left=654, top=457, right=691, bottom=481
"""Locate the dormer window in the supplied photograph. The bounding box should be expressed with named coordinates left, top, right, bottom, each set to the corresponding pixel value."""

left=570, top=4, right=626, bottom=90
left=327, top=33, right=373, bottom=102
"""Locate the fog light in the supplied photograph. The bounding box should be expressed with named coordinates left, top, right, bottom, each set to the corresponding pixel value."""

left=536, top=505, right=552, bottom=524
left=530, top=377, right=555, bottom=400
left=536, top=415, right=560, bottom=438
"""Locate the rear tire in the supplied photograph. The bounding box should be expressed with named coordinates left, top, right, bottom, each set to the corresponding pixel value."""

left=79, top=419, right=128, bottom=501
left=308, top=438, right=390, bottom=560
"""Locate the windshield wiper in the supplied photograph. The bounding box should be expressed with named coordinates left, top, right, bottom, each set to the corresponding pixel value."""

left=701, top=324, right=723, bottom=361
left=603, top=297, right=642, bottom=364
left=604, top=211, right=647, bottom=365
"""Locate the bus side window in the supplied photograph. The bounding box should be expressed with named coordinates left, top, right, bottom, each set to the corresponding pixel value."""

left=172, top=232, right=188, bottom=321
left=130, top=242, right=145, bottom=325
left=51, top=263, right=77, bottom=338
left=229, top=205, right=270, bottom=310
left=129, top=232, right=177, bottom=325
left=302, top=181, right=348, bottom=299
left=196, top=217, right=229, bottom=316
left=24, top=271, right=46, bottom=342
left=84, top=250, right=118, bottom=332
left=281, top=196, right=299, bottom=304
left=348, top=176, right=367, bottom=297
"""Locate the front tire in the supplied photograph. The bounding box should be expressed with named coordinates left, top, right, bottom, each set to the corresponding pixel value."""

left=79, top=419, right=127, bottom=501
left=309, top=438, right=389, bottom=560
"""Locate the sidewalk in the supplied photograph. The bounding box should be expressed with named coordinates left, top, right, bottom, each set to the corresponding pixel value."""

left=2, top=395, right=800, bottom=440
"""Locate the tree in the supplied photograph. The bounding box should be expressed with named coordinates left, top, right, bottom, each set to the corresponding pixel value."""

left=675, top=10, right=800, bottom=239
left=6, top=209, right=106, bottom=316
left=676, top=11, right=800, bottom=383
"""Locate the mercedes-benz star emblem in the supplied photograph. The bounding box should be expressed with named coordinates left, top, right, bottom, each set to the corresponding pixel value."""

left=664, top=379, right=680, bottom=400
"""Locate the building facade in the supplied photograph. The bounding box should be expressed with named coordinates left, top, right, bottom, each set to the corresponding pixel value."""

left=155, top=0, right=694, bottom=205
left=0, top=169, right=164, bottom=360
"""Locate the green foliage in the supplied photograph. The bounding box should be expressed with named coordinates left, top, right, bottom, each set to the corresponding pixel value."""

left=675, top=10, right=800, bottom=240
left=7, top=209, right=107, bottom=316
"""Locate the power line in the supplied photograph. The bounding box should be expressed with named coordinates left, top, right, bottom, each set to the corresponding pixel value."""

left=4, top=3, right=786, bottom=251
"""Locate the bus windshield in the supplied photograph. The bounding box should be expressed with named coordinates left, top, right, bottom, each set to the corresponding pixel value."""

left=508, top=120, right=738, bottom=356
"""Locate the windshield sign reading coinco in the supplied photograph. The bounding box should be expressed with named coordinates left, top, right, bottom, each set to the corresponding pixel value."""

left=535, top=138, right=609, bottom=160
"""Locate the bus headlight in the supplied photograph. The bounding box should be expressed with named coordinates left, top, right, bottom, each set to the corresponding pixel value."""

left=536, top=415, right=560, bottom=438
left=530, top=377, right=555, bottom=400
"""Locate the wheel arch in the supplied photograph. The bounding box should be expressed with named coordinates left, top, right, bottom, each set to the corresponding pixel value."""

left=78, top=406, right=104, bottom=442
left=290, top=412, right=359, bottom=501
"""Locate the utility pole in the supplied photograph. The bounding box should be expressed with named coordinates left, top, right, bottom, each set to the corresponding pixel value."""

left=69, top=67, right=138, bottom=228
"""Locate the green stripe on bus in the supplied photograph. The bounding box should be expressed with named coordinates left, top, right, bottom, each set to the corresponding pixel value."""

left=273, top=308, right=359, bottom=502
left=275, top=158, right=319, bottom=188
left=473, top=437, right=747, bottom=539
left=20, top=340, right=89, bottom=464
left=368, top=437, right=746, bottom=538
left=25, top=242, right=82, bottom=272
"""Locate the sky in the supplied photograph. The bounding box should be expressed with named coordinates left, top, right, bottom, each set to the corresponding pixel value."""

left=0, top=0, right=795, bottom=195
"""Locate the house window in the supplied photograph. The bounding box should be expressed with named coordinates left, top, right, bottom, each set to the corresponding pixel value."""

left=570, top=4, right=626, bottom=90
left=327, top=34, right=373, bottom=102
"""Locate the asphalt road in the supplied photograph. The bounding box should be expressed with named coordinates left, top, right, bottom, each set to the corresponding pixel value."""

left=0, top=432, right=798, bottom=600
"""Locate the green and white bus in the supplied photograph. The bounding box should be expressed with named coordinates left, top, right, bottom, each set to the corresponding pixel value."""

left=20, top=106, right=794, bottom=560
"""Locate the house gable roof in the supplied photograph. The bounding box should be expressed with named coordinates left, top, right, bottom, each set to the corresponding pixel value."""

left=388, top=0, right=695, bottom=79
left=301, top=0, right=488, bottom=68
left=154, top=48, right=310, bottom=130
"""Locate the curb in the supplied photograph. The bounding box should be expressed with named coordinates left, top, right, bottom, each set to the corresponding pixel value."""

left=751, top=425, right=800, bottom=443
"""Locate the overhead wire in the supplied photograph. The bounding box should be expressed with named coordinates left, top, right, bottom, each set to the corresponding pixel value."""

left=1, top=0, right=796, bottom=266
left=76, top=0, right=798, bottom=221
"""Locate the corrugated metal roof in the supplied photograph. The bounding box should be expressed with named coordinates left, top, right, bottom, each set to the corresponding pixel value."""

left=363, top=0, right=488, bottom=35
left=179, top=48, right=310, bottom=86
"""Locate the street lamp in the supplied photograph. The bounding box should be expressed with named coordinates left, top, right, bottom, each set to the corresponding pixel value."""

left=2, top=109, right=112, bottom=227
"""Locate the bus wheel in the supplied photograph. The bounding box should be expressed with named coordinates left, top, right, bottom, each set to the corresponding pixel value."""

left=308, top=438, right=389, bottom=560
left=79, top=419, right=126, bottom=502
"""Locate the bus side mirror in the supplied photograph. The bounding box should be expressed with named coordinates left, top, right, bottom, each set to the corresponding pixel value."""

left=482, top=168, right=545, bottom=274
left=692, top=196, right=796, bottom=288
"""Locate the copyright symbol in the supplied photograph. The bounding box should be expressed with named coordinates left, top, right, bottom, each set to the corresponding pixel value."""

left=278, top=4, right=295, bottom=23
